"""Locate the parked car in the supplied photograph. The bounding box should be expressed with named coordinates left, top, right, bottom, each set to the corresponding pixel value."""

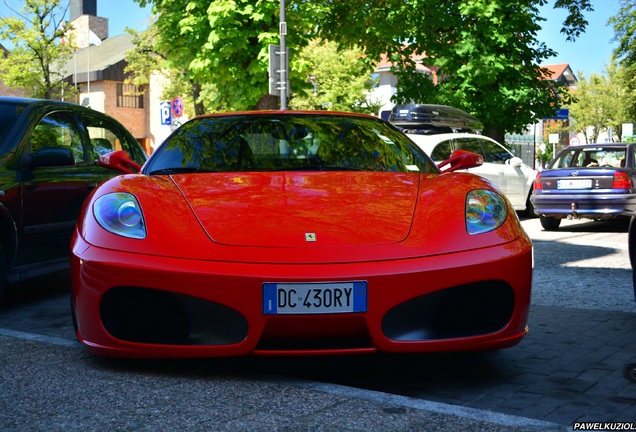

left=530, top=144, right=636, bottom=230
left=388, top=104, right=537, bottom=216
left=0, top=97, right=147, bottom=299
left=70, top=110, right=533, bottom=358
left=407, top=132, right=537, bottom=215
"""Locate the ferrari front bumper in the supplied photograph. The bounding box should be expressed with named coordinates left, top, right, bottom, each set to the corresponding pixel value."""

left=71, top=232, right=533, bottom=358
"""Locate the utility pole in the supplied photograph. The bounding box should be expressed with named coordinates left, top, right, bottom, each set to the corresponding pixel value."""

left=268, top=0, right=289, bottom=109
left=279, top=0, right=287, bottom=109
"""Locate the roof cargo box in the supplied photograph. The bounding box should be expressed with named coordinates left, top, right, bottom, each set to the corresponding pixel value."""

left=389, top=104, right=483, bottom=134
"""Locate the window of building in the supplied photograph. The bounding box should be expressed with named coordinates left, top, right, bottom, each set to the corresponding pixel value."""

left=116, top=83, right=144, bottom=109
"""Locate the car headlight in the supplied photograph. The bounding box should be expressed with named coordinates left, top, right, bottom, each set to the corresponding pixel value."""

left=94, top=192, right=146, bottom=239
left=466, top=190, right=507, bottom=234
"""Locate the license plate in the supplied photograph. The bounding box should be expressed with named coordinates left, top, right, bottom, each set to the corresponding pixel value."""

left=557, top=179, right=592, bottom=189
left=262, top=281, right=367, bottom=315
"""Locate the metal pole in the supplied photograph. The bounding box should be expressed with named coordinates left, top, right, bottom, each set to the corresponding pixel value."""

left=279, top=0, right=287, bottom=110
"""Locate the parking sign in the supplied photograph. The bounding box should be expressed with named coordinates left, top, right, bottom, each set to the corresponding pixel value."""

left=160, top=101, right=172, bottom=125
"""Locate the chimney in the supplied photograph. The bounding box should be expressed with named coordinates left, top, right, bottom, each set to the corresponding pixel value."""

left=70, top=0, right=97, bottom=21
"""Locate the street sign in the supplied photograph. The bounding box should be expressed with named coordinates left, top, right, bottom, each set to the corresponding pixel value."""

left=569, top=136, right=581, bottom=146
left=160, top=101, right=172, bottom=126
left=171, top=96, right=184, bottom=117
left=268, top=44, right=289, bottom=97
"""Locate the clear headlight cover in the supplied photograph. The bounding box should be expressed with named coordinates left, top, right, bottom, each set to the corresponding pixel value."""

left=94, top=192, right=146, bottom=239
left=466, top=190, right=507, bottom=235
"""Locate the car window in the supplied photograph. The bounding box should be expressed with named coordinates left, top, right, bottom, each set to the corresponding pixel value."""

left=0, top=101, right=27, bottom=148
left=553, top=149, right=577, bottom=168
left=82, top=114, right=146, bottom=164
left=145, top=114, right=437, bottom=174
left=29, top=111, right=86, bottom=164
left=430, top=140, right=452, bottom=162
left=554, top=147, right=626, bottom=168
left=479, top=138, right=511, bottom=164
left=455, top=138, right=484, bottom=158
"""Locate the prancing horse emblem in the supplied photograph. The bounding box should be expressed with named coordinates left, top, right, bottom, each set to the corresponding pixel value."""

left=305, top=233, right=317, bottom=242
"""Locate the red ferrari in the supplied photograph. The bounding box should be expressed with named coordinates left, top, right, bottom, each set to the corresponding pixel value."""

left=70, top=111, right=532, bottom=358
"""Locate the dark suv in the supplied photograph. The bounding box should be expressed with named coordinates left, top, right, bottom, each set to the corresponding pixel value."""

left=0, top=97, right=147, bottom=299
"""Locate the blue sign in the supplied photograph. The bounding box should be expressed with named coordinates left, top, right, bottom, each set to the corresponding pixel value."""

left=160, top=101, right=172, bottom=126
left=543, top=109, right=569, bottom=122
left=556, top=109, right=569, bottom=120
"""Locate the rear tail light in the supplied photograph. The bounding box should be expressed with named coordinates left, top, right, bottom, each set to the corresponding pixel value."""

left=533, top=173, right=543, bottom=191
left=612, top=172, right=632, bottom=189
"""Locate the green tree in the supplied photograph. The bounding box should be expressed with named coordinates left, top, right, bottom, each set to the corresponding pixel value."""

left=124, top=25, right=217, bottom=118
left=130, top=0, right=593, bottom=132
left=568, top=73, right=609, bottom=143
left=0, top=0, right=76, bottom=99
left=133, top=0, right=325, bottom=113
left=603, top=59, right=632, bottom=142
left=609, top=0, right=636, bottom=124
left=568, top=61, right=631, bottom=144
left=289, top=39, right=381, bottom=114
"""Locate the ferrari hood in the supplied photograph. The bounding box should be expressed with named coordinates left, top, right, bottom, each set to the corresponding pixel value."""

left=171, top=172, right=420, bottom=247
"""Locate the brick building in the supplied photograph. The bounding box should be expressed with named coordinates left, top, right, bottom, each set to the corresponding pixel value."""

left=58, top=0, right=172, bottom=154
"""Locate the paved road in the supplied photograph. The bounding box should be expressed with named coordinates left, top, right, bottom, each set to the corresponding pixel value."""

left=0, top=217, right=635, bottom=431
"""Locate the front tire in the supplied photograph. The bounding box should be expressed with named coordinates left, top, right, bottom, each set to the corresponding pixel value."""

left=523, top=191, right=536, bottom=218
left=540, top=216, right=561, bottom=231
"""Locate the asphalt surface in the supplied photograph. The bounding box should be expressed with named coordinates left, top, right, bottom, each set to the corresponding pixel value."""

left=0, top=217, right=635, bottom=431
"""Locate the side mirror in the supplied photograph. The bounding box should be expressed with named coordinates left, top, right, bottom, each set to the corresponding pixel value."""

left=508, top=156, right=523, bottom=168
left=30, top=146, right=75, bottom=168
left=98, top=150, right=142, bottom=174
left=437, top=149, right=483, bottom=172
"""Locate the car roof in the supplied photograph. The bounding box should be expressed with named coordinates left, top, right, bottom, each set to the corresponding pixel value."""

left=195, top=110, right=378, bottom=121
left=0, top=96, right=72, bottom=105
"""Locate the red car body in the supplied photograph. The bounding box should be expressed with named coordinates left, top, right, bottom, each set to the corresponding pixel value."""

left=70, top=111, right=532, bottom=358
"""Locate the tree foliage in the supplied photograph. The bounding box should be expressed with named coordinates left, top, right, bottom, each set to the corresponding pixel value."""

left=132, top=0, right=593, bottom=138
left=0, top=0, right=76, bottom=99
left=133, top=0, right=327, bottom=113
left=569, top=60, right=631, bottom=143
left=288, top=39, right=381, bottom=114
left=0, top=0, right=600, bottom=139
left=609, top=0, right=636, bottom=123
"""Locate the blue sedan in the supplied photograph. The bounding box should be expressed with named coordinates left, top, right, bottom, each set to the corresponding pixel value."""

left=531, top=144, right=636, bottom=230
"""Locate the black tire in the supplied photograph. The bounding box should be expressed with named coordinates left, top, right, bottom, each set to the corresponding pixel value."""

left=523, top=191, right=537, bottom=218
left=539, top=216, right=561, bottom=231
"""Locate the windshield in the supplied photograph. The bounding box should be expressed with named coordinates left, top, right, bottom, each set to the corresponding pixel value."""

left=552, top=147, right=626, bottom=169
left=144, top=113, right=437, bottom=175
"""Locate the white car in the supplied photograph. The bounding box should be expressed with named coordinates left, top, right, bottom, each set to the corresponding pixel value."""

left=407, top=132, right=538, bottom=214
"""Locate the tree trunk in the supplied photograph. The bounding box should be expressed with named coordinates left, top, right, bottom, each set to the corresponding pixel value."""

left=254, top=94, right=280, bottom=110
left=191, top=82, right=205, bottom=116
left=482, top=126, right=505, bottom=144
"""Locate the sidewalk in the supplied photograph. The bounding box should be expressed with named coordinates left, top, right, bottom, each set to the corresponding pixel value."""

left=0, top=332, right=565, bottom=432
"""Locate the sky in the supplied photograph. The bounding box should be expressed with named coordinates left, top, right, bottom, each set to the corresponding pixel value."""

left=0, top=0, right=621, bottom=80
left=0, top=0, right=153, bottom=37
left=537, top=0, right=621, bottom=78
